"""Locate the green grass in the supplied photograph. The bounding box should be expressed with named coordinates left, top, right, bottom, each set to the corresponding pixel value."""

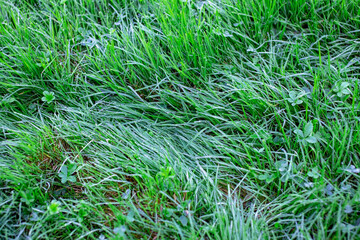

left=0, top=0, right=360, bottom=239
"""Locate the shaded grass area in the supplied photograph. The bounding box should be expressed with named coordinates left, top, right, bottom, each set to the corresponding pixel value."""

left=0, top=0, right=360, bottom=239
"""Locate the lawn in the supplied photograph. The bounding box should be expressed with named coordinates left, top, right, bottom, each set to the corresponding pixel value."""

left=0, top=0, right=359, bottom=239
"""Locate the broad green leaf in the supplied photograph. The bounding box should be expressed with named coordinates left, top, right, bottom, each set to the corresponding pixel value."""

left=289, top=91, right=297, bottom=99
left=342, top=89, right=351, bottom=95
left=308, top=168, right=320, bottom=178
left=68, top=163, right=77, bottom=174
left=60, top=175, right=67, bottom=184
left=257, top=174, right=268, bottom=181
left=305, top=136, right=317, bottom=144
left=48, top=200, right=61, bottom=215
left=304, top=122, right=313, bottom=137
left=294, top=129, right=304, bottom=138
left=59, top=166, right=69, bottom=183
left=340, top=82, right=350, bottom=89
left=295, top=99, right=303, bottom=105
left=113, top=226, right=126, bottom=236
left=68, top=176, right=76, bottom=182
left=122, top=189, right=131, bottom=199
left=60, top=166, right=68, bottom=176
left=179, top=215, right=188, bottom=226
left=127, top=210, right=135, bottom=222
left=344, top=205, right=353, bottom=214
left=258, top=173, right=275, bottom=183
left=275, top=160, right=288, bottom=172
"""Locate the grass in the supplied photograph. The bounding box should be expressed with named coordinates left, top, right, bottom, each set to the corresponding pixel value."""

left=0, top=0, right=359, bottom=239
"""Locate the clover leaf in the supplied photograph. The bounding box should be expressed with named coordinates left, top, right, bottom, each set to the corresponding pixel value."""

left=41, top=91, right=55, bottom=104
left=294, top=122, right=319, bottom=145
left=179, top=215, right=188, bottom=226
left=20, top=189, right=35, bottom=206
left=59, top=164, right=77, bottom=184
left=307, top=167, right=320, bottom=179
left=47, top=200, right=61, bottom=215
left=333, top=82, right=351, bottom=97
left=286, top=90, right=306, bottom=106
left=257, top=172, right=276, bottom=183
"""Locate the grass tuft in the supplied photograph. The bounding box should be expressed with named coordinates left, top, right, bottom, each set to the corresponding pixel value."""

left=1, top=0, right=360, bottom=239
